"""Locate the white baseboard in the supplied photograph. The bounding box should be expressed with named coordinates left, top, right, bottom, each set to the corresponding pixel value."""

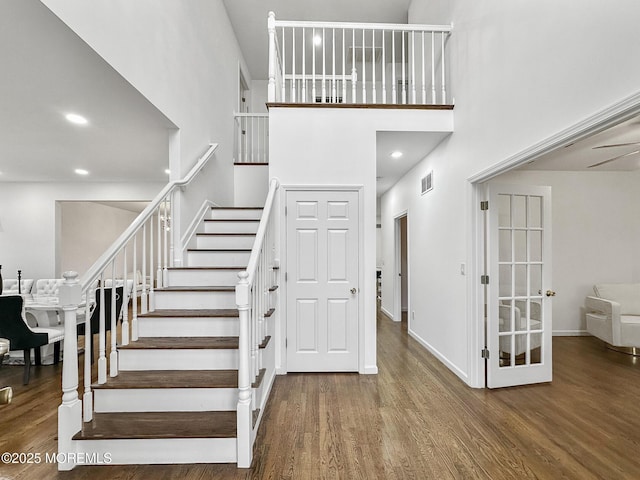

left=553, top=330, right=590, bottom=337
left=180, top=199, right=219, bottom=253
left=408, top=328, right=471, bottom=386
left=380, top=306, right=395, bottom=321
left=362, top=365, right=378, bottom=374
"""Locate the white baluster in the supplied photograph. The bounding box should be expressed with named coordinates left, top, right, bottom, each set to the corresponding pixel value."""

left=267, top=12, right=276, bottom=102
left=149, top=217, right=155, bottom=312
left=421, top=31, right=426, bottom=104
left=342, top=29, right=346, bottom=103
left=57, top=271, right=82, bottom=471
left=109, top=262, right=118, bottom=377
left=361, top=29, right=366, bottom=104
left=169, top=192, right=175, bottom=268
left=402, top=31, right=406, bottom=104
left=236, top=271, right=252, bottom=468
left=332, top=29, right=336, bottom=103
left=372, top=30, right=376, bottom=103
left=411, top=31, right=416, bottom=104
left=291, top=27, right=296, bottom=102
left=431, top=31, right=436, bottom=104
left=441, top=32, right=447, bottom=104
left=302, top=27, right=306, bottom=102
left=392, top=31, right=397, bottom=104
left=122, top=246, right=130, bottom=346
left=157, top=207, right=162, bottom=289
left=163, top=197, right=169, bottom=285
left=381, top=30, right=386, bottom=104
left=98, top=274, right=107, bottom=384
left=351, top=29, right=357, bottom=103
left=312, top=27, right=316, bottom=102
left=281, top=27, right=286, bottom=102
left=83, top=283, right=93, bottom=422
left=322, top=28, right=326, bottom=102
left=132, top=234, right=139, bottom=341
left=141, top=223, right=147, bottom=314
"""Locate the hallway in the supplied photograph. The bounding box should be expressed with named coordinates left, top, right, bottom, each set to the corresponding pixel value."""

left=2, top=311, right=640, bottom=478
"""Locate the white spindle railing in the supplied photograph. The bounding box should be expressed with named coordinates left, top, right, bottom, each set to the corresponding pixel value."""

left=57, top=144, right=218, bottom=470
left=236, top=178, right=278, bottom=468
left=267, top=12, right=452, bottom=105
left=234, top=113, right=270, bottom=164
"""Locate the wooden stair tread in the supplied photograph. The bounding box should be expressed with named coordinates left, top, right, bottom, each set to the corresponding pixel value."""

left=211, top=207, right=262, bottom=210
left=138, top=309, right=239, bottom=318
left=73, top=411, right=236, bottom=440
left=167, top=266, right=246, bottom=271
left=119, top=337, right=239, bottom=350
left=252, top=368, right=266, bottom=389
left=155, top=286, right=235, bottom=292
left=93, top=370, right=238, bottom=389
left=259, top=336, right=272, bottom=349
left=196, top=233, right=256, bottom=236
left=264, top=308, right=275, bottom=318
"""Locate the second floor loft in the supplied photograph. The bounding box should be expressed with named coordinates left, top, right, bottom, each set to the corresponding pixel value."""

left=266, top=12, right=453, bottom=107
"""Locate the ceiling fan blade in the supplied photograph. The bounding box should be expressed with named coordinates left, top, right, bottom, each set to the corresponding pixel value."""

left=592, top=142, right=640, bottom=149
left=588, top=149, right=640, bottom=168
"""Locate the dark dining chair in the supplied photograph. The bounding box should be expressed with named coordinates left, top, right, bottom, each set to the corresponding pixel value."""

left=77, top=286, right=124, bottom=363
left=0, top=295, right=64, bottom=385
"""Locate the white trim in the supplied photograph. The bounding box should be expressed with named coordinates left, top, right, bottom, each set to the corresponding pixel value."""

left=280, top=184, right=365, bottom=374
left=468, top=90, right=640, bottom=389
left=180, top=199, right=219, bottom=254
left=553, top=330, right=590, bottom=337
left=408, top=327, right=469, bottom=383
left=393, top=211, right=408, bottom=324
left=275, top=19, right=452, bottom=33
left=469, top=89, right=640, bottom=184
left=380, top=305, right=394, bottom=320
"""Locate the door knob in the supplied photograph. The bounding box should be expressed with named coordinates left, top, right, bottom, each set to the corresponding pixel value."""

left=350, top=288, right=357, bottom=294
left=546, top=290, right=556, bottom=297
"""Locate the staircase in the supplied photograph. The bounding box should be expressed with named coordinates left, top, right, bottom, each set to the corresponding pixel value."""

left=67, top=206, right=277, bottom=466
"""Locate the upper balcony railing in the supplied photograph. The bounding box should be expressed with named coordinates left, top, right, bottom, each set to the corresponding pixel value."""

left=267, top=12, right=452, bottom=106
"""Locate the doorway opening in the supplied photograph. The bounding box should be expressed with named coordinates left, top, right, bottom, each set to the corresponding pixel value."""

left=394, top=212, right=409, bottom=325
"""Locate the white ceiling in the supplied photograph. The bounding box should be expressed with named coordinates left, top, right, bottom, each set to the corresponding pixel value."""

left=376, top=132, right=451, bottom=196
left=0, top=0, right=174, bottom=184
left=521, top=115, right=640, bottom=171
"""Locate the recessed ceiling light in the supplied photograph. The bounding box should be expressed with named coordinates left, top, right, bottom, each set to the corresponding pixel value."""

left=314, top=35, right=322, bottom=46
left=74, top=168, right=89, bottom=176
left=164, top=169, right=171, bottom=174
left=65, top=113, right=88, bottom=125
left=390, top=151, right=403, bottom=159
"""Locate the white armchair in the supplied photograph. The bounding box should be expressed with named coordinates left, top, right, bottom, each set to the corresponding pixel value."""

left=586, top=283, right=640, bottom=347
left=2, top=279, right=34, bottom=294
left=498, top=301, right=542, bottom=356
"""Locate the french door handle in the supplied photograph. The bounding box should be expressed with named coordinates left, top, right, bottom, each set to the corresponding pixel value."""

left=545, top=290, right=556, bottom=297
left=350, top=288, right=357, bottom=294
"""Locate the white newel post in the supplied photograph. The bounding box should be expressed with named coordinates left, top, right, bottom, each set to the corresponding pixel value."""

left=58, top=271, right=82, bottom=471
left=268, top=12, right=277, bottom=103
left=236, top=271, right=253, bottom=468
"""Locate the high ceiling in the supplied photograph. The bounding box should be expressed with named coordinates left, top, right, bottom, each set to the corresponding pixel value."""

left=0, top=0, right=174, bottom=184
left=222, top=0, right=411, bottom=80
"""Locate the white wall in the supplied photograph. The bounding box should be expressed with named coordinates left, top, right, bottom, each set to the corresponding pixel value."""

left=0, top=182, right=162, bottom=281
left=41, top=0, right=252, bottom=243
left=234, top=165, right=268, bottom=207
left=270, top=106, right=453, bottom=375
left=60, top=202, right=139, bottom=276
left=494, top=169, right=640, bottom=335
left=379, top=0, right=640, bottom=386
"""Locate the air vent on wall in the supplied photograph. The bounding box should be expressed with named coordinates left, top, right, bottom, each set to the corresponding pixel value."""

left=421, top=171, right=433, bottom=195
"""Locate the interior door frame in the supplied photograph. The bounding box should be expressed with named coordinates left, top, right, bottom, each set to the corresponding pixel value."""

left=467, top=91, right=640, bottom=388
left=280, top=184, right=365, bottom=374
left=393, top=211, right=409, bottom=324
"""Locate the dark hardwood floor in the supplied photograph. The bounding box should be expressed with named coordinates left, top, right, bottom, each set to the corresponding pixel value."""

left=2, top=310, right=640, bottom=479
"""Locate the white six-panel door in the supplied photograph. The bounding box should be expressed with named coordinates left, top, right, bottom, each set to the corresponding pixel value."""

left=286, top=190, right=359, bottom=371
left=486, top=184, right=553, bottom=388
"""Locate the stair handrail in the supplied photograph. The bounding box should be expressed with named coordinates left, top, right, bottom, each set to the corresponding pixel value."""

left=80, top=143, right=218, bottom=291
left=245, top=178, right=279, bottom=286
left=236, top=177, right=279, bottom=467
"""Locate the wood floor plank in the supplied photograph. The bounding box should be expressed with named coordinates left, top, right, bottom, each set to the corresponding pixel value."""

left=3, top=308, right=640, bottom=478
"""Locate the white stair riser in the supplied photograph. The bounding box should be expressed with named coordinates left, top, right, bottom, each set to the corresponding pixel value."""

left=187, top=250, right=251, bottom=267
left=210, top=209, right=262, bottom=220
left=203, top=221, right=258, bottom=234
left=94, top=388, right=238, bottom=413
left=154, top=290, right=236, bottom=309
left=119, top=349, right=238, bottom=370
left=72, top=438, right=236, bottom=465
left=195, top=235, right=255, bottom=249
left=138, top=316, right=239, bottom=337
left=166, top=269, right=243, bottom=287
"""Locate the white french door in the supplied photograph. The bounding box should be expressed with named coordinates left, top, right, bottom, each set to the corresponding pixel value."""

left=486, top=184, right=553, bottom=388
left=285, top=189, right=359, bottom=372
